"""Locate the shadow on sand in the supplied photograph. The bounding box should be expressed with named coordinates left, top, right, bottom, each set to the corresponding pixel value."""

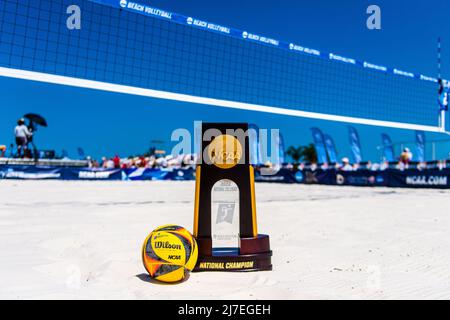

left=136, top=272, right=190, bottom=285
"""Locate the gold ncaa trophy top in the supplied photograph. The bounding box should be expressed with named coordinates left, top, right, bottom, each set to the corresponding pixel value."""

left=193, top=123, right=272, bottom=272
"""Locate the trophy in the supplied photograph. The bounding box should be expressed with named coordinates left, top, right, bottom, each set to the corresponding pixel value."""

left=193, top=123, right=272, bottom=272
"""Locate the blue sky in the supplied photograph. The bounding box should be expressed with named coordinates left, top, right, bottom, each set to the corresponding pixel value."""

left=1, top=0, right=450, bottom=161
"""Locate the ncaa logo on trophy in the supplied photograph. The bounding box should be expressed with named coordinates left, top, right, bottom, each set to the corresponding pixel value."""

left=193, top=123, right=272, bottom=272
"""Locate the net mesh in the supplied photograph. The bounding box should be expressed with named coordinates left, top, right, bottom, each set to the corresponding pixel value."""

left=0, top=0, right=441, bottom=128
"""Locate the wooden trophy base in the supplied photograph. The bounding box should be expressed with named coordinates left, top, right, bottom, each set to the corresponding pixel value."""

left=193, top=234, right=272, bottom=272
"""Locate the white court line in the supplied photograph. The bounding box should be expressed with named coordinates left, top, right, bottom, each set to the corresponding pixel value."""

left=0, top=66, right=444, bottom=133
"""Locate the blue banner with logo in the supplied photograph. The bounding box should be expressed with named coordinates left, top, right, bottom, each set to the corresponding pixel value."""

left=348, top=126, right=363, bottom=163
left=381, top=133, right=395, bottom=162
left=254, top=168, right=298, bottom=183
left=63, top=168, right=122, bottom=180
left=123, top=167, right=196, bottom=181
left=170, top=168, right=196, bottom=181
left=124, top=168, right=172, bottom=181
left=0, top=165, right=197, bottom=181
left=300, top=169, right=334, bottom=185
left=310, top=128, right=328, bottom=164
left=323, top=134, right=338, bottom=163
left=415, top=131, right=426, bottom=162
left=388, top=169, right=450, bottom=188
left=333, top=170, right=388, bottom=187
left=2, top=164, right=450, bottom=189
left=0, top=165, right=62, bottom=180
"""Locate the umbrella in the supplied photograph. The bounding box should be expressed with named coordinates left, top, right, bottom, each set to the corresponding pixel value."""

left=24, top=113, right=48, bottom=127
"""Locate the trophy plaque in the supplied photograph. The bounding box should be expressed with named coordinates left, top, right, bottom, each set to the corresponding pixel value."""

left=193, top=123, right=272, bottom=272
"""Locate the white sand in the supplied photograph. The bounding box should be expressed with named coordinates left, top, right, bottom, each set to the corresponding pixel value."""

left=0, top=180, right=450, bottom=300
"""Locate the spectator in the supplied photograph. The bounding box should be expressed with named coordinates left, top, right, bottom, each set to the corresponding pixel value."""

left=0, top=145, right=6, bottom=157
left=14, top=118, right=32, bottom=158
left=113, top=155, right=121, bottom=169
left=438, top=160, right=447, bottom=171
left=285, top=163, right=294, bottom=170
left=92, top=160, right=99, bottom=168
left=86, top=156, right=94, bottom=168
left=320, top=162, right=329, bottom=170
left=298, top=162, right=305, bottom=171
left=395, top=161, right=406, bottom=171
left=340, top=157, right=353, bottom=171
left=135, top=157, right=143, bottom=168
left=139, top=156, right=148, bottom=168
left=417, top=161, right=427, bottom=171
left=380, top=161, right=389, bottom=171
left=147, top=156, right=156, bottom=168
left=101, top=157, right=108, bottom=168
left=106, top=158, right=114, bottom=169
left=400, top=148, right=412, bottom=166
left=263, top=161, right=273, bottom=169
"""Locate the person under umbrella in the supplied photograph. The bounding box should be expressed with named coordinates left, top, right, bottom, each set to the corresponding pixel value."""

left=23, top=113, right=48, bottom=159
left=14, top=118, right=32, bottom=158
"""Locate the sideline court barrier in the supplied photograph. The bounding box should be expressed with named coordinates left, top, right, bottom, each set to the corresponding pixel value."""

left=1, top=165, right=449, bottom=189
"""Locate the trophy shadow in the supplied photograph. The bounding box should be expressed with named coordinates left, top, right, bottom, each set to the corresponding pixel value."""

left=135, top=272, right=190, bottom=285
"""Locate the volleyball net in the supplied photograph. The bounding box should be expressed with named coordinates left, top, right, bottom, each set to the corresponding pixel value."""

left=0, top=0, right=448, bottom=132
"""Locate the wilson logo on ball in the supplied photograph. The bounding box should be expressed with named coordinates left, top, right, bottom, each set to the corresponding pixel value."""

left=154, top=241, right=182, bottom=250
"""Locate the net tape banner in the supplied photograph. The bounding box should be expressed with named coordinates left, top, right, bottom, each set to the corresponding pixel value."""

left=90, top=0, right=446, bottom=86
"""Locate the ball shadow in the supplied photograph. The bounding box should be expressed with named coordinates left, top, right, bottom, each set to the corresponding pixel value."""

left=136, top=272, right=190, bottom=285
